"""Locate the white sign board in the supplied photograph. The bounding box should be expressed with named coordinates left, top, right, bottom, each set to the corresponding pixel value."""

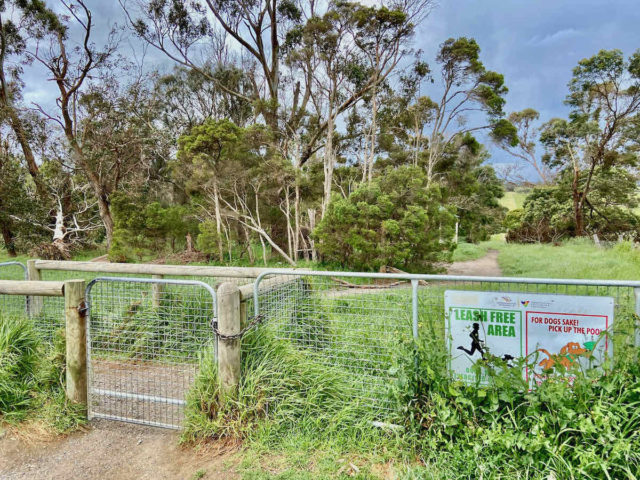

left=445, top=291, right=614, bottom=385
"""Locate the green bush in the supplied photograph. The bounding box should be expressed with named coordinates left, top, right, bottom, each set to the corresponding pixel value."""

left=314, top=166, right=456, bottom=272
left=195, top=220, right=222, bottom=258
left=109, top=193, right=198, bottom=261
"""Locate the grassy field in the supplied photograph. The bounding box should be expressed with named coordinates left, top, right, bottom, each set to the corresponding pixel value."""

left=495, top=238, right=640, bottom=280
left=498, top=190, right=528, bottom=211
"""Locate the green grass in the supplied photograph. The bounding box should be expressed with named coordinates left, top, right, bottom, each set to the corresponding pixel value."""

left=493, top=238, right=640, bottom=280
left=451, top=242, right=490, bottom=262
left=499, top=190, right=528, bottom=211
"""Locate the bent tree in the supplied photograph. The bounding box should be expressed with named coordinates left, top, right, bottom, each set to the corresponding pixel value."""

left=540, top=49, right=640, bottom=236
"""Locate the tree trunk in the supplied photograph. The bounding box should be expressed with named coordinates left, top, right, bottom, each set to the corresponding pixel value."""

left=213, top=179, right=224, bottom=262
left=1, top=221, right=16, bottom=257
left=294, top=178, right=301, bottom=261
left=97, top=194, right=114, bottom=248
left=322, top=112, right=335, bottom=219
left=367, top=84, right=378, bottom=183
left=572, top=166, right=584, bottom=236
left=242, top=226, right=255, bottom=264
left=259, top=235, right=267, bottom=266
left=284, top=187, right=294, bottom=260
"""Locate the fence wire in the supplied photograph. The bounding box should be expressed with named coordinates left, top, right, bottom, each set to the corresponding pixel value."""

left=0, top=261, right=28, bottom=318
left=252, top=272, right=640, bottom=413
left=34, top=267, right=254, bottom=342
left=248, top=275, right=415, bottom=412
left=86, top=278, right=217, bottom=429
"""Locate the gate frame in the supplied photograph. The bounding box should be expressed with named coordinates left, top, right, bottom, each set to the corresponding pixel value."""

left=84, top=276, right=218, bottom=429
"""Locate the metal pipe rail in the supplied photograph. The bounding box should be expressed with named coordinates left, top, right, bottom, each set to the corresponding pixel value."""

left=0, top=261, right=27, bottom=279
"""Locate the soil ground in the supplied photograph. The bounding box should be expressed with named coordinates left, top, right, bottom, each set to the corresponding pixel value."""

left=0, top=420, right=239, bottom=480
left=446, top=249, right=502, bottom=277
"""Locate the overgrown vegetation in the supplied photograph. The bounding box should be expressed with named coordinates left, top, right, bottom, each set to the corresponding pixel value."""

left=0, top=315, right=85, bottom=432
left=395, top=313, right=640, bottom=479
left=179, top=282, right=640, bottom=479
left=182, top=331, right=385, bottom=448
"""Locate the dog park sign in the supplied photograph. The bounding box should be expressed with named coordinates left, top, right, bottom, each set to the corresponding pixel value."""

left=444, top=291, right=614, bottom=385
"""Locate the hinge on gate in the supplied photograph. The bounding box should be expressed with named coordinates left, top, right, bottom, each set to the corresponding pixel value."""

left=78, top=302, right=88, bottom=317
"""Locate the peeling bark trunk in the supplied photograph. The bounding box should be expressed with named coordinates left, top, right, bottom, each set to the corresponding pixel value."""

left=322, top=112, right=335, bottom=219
left=212, top=179, right=224, bottom=262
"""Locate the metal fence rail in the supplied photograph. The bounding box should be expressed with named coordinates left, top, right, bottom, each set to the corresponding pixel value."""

left=0, top=261, right=28, bottom=317
left=86, top=277, right=218, bottom=429
left=252, top=270, right=640, bottom=411
left=33, top=261, right=255, bottom=343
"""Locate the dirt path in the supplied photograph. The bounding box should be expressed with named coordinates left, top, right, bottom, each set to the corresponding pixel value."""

left=447, top=249, right=502, bottom=277
left=0, top=421, right=239, bottom=480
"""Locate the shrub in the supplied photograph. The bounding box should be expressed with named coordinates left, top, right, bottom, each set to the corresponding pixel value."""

left=313, top=166, right=456, bottom=272
left=195, top=220, right=222, bottom=259
left=109, top=193, right=198, bottom=261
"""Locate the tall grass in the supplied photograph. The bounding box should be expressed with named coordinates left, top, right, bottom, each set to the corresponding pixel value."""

left=395, top=311, right=640, bottom=480
left=0, top=316, right=39, bottom=419
left=182, top=328, right=391, bottom=450
left=0, top=314, right=85, bottom=431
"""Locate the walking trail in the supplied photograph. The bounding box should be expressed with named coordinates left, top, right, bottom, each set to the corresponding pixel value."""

left=0, top=421, right=239, bottom=480
left=447, top=249, right=502, bottom=277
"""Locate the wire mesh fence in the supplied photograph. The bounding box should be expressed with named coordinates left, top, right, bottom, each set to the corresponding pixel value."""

left=0, top=261, right=28, bottom=318
left=251, top=271, right=640, bottom=413
left=86, top=277, right=218, bottom=429
left=33, top=265, right=255, bottom=342
left=248, top=274, right=415, bottom=412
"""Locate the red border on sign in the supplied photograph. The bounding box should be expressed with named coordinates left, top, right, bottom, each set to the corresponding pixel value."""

left=525, top=311, right=610, bottom=381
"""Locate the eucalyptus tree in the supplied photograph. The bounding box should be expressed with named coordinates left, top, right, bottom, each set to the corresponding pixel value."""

left=492, top=108, right=555, bottom=184
left=424, top=37, right=508, bottom=185
left=123, top=0, right=427, bottom=258
left=0, top=0, right=62, bottom=196
left=28, top=0, right=120, bottom=247
left=540, top=49, right=640, bottom=236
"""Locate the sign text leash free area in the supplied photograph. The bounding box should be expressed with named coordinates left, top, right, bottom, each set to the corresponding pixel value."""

left=444, top=291, right=614, bottom=384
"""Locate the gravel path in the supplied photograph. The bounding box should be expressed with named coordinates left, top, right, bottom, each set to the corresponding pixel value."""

left=0, top=421, right=238, bottom=480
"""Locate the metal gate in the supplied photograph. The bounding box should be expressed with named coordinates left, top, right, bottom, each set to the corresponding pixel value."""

left=85, top=277, right=217, bottom=429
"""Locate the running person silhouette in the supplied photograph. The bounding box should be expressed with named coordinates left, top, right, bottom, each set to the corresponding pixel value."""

left=457, top=322, right=485, bottom=359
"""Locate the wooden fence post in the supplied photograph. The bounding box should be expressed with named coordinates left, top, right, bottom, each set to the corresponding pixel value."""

left=152, top=274, right=164, bottom=308
left=27, top=259, right=43, bottom=317
left=217, top=282, right=241, bottom=394
left=65, top=279, right=87, bottom=405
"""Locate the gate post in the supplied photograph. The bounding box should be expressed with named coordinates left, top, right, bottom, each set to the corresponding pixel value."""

left=635, top=288, right=640, bottom=347
left=27, top=260, right=44, bottom=317
left=217, top=282, right=241, bottom=394
left=65, top=279, right=87, bottom=405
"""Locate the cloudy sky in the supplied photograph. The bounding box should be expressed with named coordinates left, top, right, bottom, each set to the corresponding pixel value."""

left=23, top=0, right=640, bottom=179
